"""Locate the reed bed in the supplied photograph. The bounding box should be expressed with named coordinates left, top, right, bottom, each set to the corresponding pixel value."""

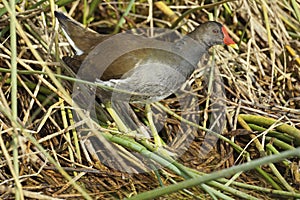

left=0, top=0, right=299, bottom=199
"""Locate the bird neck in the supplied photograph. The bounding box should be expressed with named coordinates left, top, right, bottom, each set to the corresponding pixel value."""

left=174, top=35, right=208, bottom=67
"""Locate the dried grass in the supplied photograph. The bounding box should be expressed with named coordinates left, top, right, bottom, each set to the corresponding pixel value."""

left=0, top=0, right=299, bottom=199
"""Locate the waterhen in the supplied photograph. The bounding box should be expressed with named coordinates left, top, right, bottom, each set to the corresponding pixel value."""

left=55, top=11, right=237, bottom=102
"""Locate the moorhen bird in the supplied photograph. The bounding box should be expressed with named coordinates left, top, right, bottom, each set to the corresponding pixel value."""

left=55, top=11, right=237, bottom=103
left=55, top=12, right=237, bottom=166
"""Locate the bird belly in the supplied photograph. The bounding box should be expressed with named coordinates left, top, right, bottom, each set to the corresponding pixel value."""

left=97, top=62, right=186, bottom=103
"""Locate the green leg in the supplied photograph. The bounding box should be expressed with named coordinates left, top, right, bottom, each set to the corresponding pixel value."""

left=105, top=101, right=130, bottom=133
left=145, top=104, right=162, bottom=148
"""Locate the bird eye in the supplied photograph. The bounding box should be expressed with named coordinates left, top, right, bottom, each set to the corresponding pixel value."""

left=212, top=29, right=219, bottom=34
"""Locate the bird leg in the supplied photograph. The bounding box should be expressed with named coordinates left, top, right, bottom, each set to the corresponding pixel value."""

left=145, top=104, right=162, bottom=148
left=105, top=101, right=130, bottom=133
